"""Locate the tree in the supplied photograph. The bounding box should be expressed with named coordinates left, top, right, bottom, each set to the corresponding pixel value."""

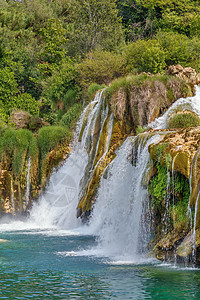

left=66, top=0, right=124, bottom=56
left=39, top=18, right=67, bottom=64
left=0, top=67, right=19, bottom=112
left=117, top=0, right=158, bottom=41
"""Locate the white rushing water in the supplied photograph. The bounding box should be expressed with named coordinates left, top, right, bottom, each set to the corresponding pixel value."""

left=83, top=134, right=162, bottom=261
left=1, top=85, right=200, bottom=264
left=149, top=85, right=200, bottom=129
left=0, top=90, right=109, bottom=232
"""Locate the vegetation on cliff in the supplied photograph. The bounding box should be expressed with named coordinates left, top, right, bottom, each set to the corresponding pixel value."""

left=1, top=0, right=200, bottom=264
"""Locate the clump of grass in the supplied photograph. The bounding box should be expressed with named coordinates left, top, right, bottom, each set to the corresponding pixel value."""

left=136, top=125, right=145, bottom=135
left=0, top=128, right=38, bottom=175
left=168, top=112, right=200, bottom=129
left=38, top=126, right=71, bottom=161
left=59, top=103, right=82, bottom=130
left=88, top=83, right=106, bottom=100
left=63, top=89, right=77, bottom=108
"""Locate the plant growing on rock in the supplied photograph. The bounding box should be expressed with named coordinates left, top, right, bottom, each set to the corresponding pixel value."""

left=167, top=112, right=200, bottom=129
left=38, top=126, right=71, bottom=161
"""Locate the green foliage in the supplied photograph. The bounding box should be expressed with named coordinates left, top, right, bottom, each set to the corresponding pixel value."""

left=123, top=39, right=166, bottom=74
left=0, top=127, right=38, bottom=176
left=88, top=83, right=106, bottom=100
left=168, top=112, right=200, bottom=129
left=117, top=0, right=157, bottom=41
left=174, top=171, right=190, bottom=204
left=105, top=73, right=150, bottom=98
left=148, top=164, right=168, bottom=208
left=105, top=73, right=173, bottom=99
left=43, top=59, right=78, bottom=108
left=59, top=104, right=82, bottom=130
left=155, top=31, right=189, bottom=66
left=149, top=162, right=190, bottom=226
left=39, top=18, right=67, bottom=64
left=38, top=126, right=71, bottom=161
left=67, top=0, right=124, bottom=56
left=13, top=93, right=39, bottom=116
left=63, top=89, right=77, bottom=108
left=0, top=67, right=18, bottom=112
left=38, top=97, right=57, bottom=125
left=136, top=125, right=145, bottom=135
left=76, top=50, right=126, bottom=90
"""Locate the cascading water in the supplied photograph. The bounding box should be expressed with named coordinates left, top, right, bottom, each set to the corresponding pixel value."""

left=29, top=91, right=108, bottom=229
left=86, top=134, right=163, bottom=261
left=1, top=85, right=200, bottom=265
left=1, top=89, right=111, bottom=231
left=150, top=85, right=200, bottom=130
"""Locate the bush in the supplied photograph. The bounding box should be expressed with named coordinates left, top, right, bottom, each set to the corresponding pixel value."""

left=38, top=126, right=71, bottom=160
left=123, top=39, right=166, bottom=74
left=59, top=104, right=82, bottom=129
left=168, top=112, right=200, bottom=129
left=14, top=93, right=39, bottom=116
left=76, top=50, right=126, bottom=90
left=155, top=31, right=190, bottom=67
left=63, top=89, right=77, bottom=109
left=43, top=59, right=78, bottom=108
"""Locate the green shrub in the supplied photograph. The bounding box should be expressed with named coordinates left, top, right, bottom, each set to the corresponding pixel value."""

left=43, top=59, right=78, bottom=107
left=123, top=39, right=166, bottom=74
left=155, top=31, right=189, bottom=67
left=76, top=50, right=126, bottom=90
left=88, top=83, right=105, bottom=100
left=63, top=89, right=77, bottom=109
left=38, top=126, right=71, bottom=160
left=13, top=93, right=39, bottom=116
left=59, top=104, right=82, bottom=130
left=168, top=112, right=200, bottom=129
left=148, top=164, right=168, bottom=208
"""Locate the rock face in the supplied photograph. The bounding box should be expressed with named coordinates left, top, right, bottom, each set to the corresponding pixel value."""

left=148, top=126, right=200, bottom=264
left=78, top=74, right=192, bottom=215
left=10, top=110, right=31, bottom=129
left=10, top=110, right=50, bottom=131
left=165, top=64, right=200, bottom=85
left=110, top=74, right=191, bottom=131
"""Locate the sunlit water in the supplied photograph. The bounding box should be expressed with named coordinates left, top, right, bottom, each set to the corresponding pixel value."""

left=0, top=226, right=200, bottom=299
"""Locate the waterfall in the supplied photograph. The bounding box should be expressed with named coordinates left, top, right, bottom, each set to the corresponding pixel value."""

left=2, top=84, right=200, bottom=264
left=87, top=134, right=162, bottom=260
left=25, top=156, right=31, bottom=211
left=28, top=90, right=110, bottom=229
left=149, top=85, right=200, bottom=130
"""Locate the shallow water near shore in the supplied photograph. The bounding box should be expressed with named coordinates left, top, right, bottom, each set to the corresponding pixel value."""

left=0, top=227, right=200, bottom=300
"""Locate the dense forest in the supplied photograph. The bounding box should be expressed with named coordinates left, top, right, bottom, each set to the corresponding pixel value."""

left=1, top=0, right=200, bottom=193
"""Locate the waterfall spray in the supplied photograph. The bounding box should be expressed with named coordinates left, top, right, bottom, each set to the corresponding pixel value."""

left=25, top=156, right=31, bottom=211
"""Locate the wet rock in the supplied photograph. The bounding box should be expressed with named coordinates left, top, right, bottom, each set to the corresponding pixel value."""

left=111, top=87, right=127, bottom=120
